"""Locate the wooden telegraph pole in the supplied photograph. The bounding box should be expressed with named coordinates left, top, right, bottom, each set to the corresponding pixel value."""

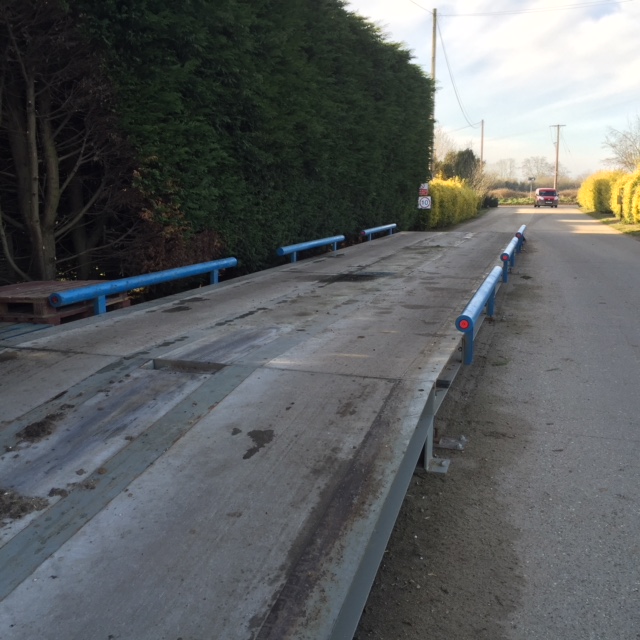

left=431, top=8, right=437, bottom=85
left=428, top=8, right=436, bottom=178
left=552, top=124, right=565, bottom=190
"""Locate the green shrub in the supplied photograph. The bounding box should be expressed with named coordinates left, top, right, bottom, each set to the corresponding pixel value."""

left=423, top=177, right=480, bottom=229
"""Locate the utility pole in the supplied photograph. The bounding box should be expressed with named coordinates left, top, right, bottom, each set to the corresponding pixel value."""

left=429, top=8, right=437, bottom=178
left=480, top=119, right=484, bottom=166
left=431, top=8, right=437, bottom=83
left=552, top=124, right=565, bottom=190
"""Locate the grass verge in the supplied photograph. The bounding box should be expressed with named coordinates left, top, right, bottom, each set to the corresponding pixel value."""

left=584, top=210, right=640, bottom=239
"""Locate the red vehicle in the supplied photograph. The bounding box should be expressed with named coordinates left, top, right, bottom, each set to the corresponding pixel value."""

left=534, top=187, right=559, bottom=208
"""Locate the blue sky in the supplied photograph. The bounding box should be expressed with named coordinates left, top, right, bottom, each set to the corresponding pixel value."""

left=345, top=0, right=640, bottom=178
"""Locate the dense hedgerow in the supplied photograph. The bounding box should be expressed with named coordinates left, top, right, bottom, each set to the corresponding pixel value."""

left=1, top=0, right=434, bottom=283
left=420, top=178, right=480, bottom=229
left=577, top=171, right=624, bottom=214
left=611, top=168, right=640, bottom=223
left=578, top=168, right=640, bottom=222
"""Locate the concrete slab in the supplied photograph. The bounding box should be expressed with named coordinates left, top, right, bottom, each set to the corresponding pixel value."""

left=0, top=349, right=118, bottom=422
left=0, top=229, right=518, bottom=639
left=0, top=369, right=395, bottom=639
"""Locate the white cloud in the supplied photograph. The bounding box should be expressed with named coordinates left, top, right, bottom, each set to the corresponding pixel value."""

left=345, top=0, right=640, bottom=176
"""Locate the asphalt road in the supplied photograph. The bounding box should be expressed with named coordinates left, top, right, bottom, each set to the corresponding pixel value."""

left=467, top=204, right=640, bottom=639
left=356, top=203, right=639, bottom=640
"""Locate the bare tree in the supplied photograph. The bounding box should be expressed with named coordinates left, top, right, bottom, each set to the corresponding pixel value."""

left=433, top=126, right=457, bottom=164
left=603, top=115, right=640, bottom=172
left=468, top=163, right=495, bottom=194
left=489, top=158, right=517, bottom=181
left=520, top=156, right=554, bottom=181
left=0, top=0, right=137, bottom=282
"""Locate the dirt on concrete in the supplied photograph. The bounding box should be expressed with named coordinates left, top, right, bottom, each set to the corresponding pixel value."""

left=354, top=302, right=529, bottom=640
left=0, top=488, right=48, bottom=523
left=16, top=412, right=62, bottom=442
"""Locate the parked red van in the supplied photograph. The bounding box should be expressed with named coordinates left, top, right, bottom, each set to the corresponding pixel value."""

left=534, top=188, right=559, bottom=208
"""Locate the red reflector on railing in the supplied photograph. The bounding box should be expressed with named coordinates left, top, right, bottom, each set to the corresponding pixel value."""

left=458, top=319, right=470, bottom=330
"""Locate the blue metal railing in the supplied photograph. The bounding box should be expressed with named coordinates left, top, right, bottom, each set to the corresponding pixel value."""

left=361, top=224, right=397, bottom=241
left=499, top=237, right=519, bottom=283
left=515, top=225, right=527, bottom=252
left=455, top=265, right=503, bottom=365
left=49, top=257, right=238, bottom=316
left=455, top=224, right=529, bottom=363
left=276, top=235, right=345, bottom=263
left=500, top=224, right=527, bottom=282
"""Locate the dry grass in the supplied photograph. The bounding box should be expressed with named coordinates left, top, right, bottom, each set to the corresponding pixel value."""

left=489, top=188, right=525, bottom=200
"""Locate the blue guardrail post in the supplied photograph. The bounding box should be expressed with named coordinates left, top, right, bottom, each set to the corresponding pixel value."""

left=515, top=225, right=527, bottom=253
left=455, top=266, right=503, bottom=364
left=361, top=224, right=397, bottom=242
left=500, top=237, right=519, bottom=283
left=49, top=258, right=238, bottom=316
left=276, top=235, right=345, bottom=263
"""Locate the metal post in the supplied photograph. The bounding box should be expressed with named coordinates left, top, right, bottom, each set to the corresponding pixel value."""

left=462, top=333, right=473, bottom=365
left=94, top=296, right=107, bottom=315
left=422, top=384, right=450, bottom=474
left=487, top=286, right=496, bottom=317
left=501, top=260, right=509, bottom=283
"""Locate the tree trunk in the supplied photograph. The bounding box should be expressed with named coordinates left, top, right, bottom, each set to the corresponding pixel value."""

left=24, top=72, right=53, bottom=279
left=6, top=97, right=38, bottom=280
left=39, top=90, right=60, bottom=279
left=6, top=73, right=58, bottom=280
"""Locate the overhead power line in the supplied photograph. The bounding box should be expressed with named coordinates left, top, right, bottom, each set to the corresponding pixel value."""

left=436, top=19, right=478, bottom=128
left=409, top=0, right=637, bottom=16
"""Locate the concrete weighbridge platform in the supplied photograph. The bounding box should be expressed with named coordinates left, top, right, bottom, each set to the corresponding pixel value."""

left=0, top=229, right=514, bottom=639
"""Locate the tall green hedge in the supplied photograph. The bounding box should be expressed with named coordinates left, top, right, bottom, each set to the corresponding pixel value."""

left=72, top=0, right=434, bottom=272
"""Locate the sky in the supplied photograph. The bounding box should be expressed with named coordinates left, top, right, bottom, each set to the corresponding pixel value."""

left=344, top=0, right=640, bottom=179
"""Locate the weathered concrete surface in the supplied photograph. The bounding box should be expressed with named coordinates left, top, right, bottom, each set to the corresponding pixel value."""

left=0, top=227, right=527, bottom=639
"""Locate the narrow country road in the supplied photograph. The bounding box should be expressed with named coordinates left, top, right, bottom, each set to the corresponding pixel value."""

left=356, top=204, right=640, bottom=640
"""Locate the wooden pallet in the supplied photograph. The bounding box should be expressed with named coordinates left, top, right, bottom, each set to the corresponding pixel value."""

left=0, top=281, right=130, bottom=325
